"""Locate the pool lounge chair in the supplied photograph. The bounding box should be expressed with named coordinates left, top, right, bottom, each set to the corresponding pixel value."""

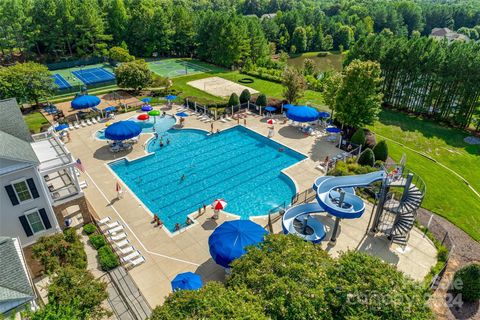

left=109, top=232, right=127, bottom=242
left=105, top=221, right=120, bottom=229
left=113, top=239, right=129, bottom=248
left=68, top=123, right=75, bottom=130
left=81, top=120, right=87, bottom=127
left=107, top=225, right=124, bottom=235
left=127, top=256, right=145, bottom=268
left=86, top=118, right=92, bottom=125
left=98, top=216, right=111, bottom=225
left=91, top=117, right=97, bottom=124
left=79, top=180, right=88, bottom=189
left=121, top=250, right=140, bottom=263
left=74, top=121, right=80, bottom=129
left=96, top=115, right=101, bottom=122
left=118, top=245, right=135, bottom=256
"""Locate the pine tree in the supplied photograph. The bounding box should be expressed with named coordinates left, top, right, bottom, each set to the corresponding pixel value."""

left=372, top=140, right=388, bottom=161
left=228, top=93, right=240, bottom=106
left=239, top=89, right=251, bottom=104
left=351, top=128, right=366, bottom=145
left=357, top=149, right=375, bottom=167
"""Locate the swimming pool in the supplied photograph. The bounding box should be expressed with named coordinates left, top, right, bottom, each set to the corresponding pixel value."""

left=95, top=115, right=176, bottom=140
left=109, top=126, right=306, bottom=232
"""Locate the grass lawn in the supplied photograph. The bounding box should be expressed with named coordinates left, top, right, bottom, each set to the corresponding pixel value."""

left=24, top=111, right=50, bottom=133
left=368, top=109, right=480, bottom=241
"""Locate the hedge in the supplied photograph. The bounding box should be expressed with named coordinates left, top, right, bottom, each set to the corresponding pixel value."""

left=453, top=263, right=480, bottom=302
left=98, top=246, right=120, bottom=271
left=357, top=149, right=375, bottom=167
left=89, top=234, right=107, bottom=250
left=83, top=223, right=96, bottom=235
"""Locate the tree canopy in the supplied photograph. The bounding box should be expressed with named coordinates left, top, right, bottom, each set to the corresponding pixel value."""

left=115, top=59, right=153, bottom=91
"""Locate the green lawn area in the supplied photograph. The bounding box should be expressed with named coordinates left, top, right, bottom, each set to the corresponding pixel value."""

left=24, top=111, right=50, bottom=133
left=368, top=109, right=480, bottom=241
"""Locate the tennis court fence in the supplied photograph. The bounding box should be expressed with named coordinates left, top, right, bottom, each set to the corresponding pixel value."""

left=47, top=57, right=106, bottom=70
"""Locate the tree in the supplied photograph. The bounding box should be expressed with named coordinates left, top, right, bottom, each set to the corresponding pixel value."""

left=106, top=0, right=129, bottom=45
left=452, top=263, right=480, bottom=302
left=23, top=299, right=84, bottom=320
left=334, top=25, right=354, bottom=50
left=334, top=60, right=383, bottom=128
left=48, top=267, right=109, bottom=320
left=322, top=34, right=334, bottom=51
left=350, top=128, right=366, bottom=145
left=239, top=89, right=251, bottom=103
left=115, top=59, right=153, bottom=91
left=0, top=62, right=54, bottom=105
left=281, top=67, right=306, bottom=103
left=372, top=140, right=388, bottom=161
left=303, top=58, right=317, bottom=76
left=228, top=93, right=240, bottom=106
left=322, top=71, right=343, bottom=117
left=291, top=27, right=307, bottom=52
left=109, top=46, right=134, bottom=62
left=256, top=93, right=267, bottom=106
left=357, top=148, right=375, bottom=166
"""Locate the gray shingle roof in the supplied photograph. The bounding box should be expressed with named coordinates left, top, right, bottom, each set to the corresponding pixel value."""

left=0, top=98, right=32, bottom=142
left=0, top=237, right=35, bottom=311
left=0, top=131, right=39, bottom=165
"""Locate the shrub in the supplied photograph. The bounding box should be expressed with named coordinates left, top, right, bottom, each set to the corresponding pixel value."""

left=98, top=246, right=120, bottom=271
left=109, top=46, right=135, bottom=62
left=357, top=148, right=375, bottom=167
left=372, top=140, right=388, bottom=161
left=256, top=93, right=267, bottom=107
left=89, top=234, right=107, bottom=250
left=83, top=223, right=96, bottom=235
left=452, top=263, right=480, bottom=301
left=239, top=89, right=251, bottom=104
left=228, top=93, right=240, bottom=107
left=350, top=128, right=366, bottom=145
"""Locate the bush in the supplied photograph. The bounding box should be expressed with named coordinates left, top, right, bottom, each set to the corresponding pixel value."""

left=452, top=263, right=480, bottom=302
left=357, top=148, right=375, bottom=167
left=255, top=93, right=267, bottom=107
left=83, top=223, right=96, bottom=235
left=350, top=128, right=366, bottom=145
left=239, top=89, right=251, bottom=104
left=228, top=93, right=240, bottom=107
left=372, top=140, right=388, bottom=161
left=89, top=234, right=107, bottom=250
left=98, top=246, right=120, bottom=271
left=109, top=46, right=135, bottom=62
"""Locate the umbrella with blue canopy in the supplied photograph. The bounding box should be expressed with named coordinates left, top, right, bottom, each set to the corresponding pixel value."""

left=103, top=106, right=116, bottom=112
left=318, top=111, right=331, bottom=119
left=55, top=124, right=69, bottom=131
left=165, top=94, right=177, bottom=101
left=176, top=112, right=189, bottom=117
left=141, top=97, right=152, bottom=103
left=282, top=104, right=294, bottom=110
left=104, top=120, right=142, bottom=141
left=171, top=272, right=203, bottom=291
left=71, top=95, right=101, bottom=110
left=264, top=106, right=277, bottom=112
left=286, top=105, right=320, bottom=123
left=326, top=126, right=341, bottom=134
left=141, top=105, right=153, bottom=112
left=209, top=220, right=268, bottom=268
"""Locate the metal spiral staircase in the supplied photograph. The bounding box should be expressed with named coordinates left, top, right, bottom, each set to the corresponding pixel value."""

left=372, top=168, right=426, bottom=246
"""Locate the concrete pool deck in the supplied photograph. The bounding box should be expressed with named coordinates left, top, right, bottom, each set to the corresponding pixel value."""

left=64, top=106, right=437, bottom=307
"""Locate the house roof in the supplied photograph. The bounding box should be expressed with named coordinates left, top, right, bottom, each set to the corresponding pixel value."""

left=431, top=27, right=451, bottom=37
left=431, top=27, right=470, bottom=41
left=0, top=131, right=39, bottom=170
left=0, top=237, right=35, bottom=314
left=0, top=98, right=32, bottom=142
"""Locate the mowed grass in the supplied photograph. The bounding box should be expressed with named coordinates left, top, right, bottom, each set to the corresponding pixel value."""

left=24, top=111, right=50, bottom=133
left=368, top=109, right=480, bottom=241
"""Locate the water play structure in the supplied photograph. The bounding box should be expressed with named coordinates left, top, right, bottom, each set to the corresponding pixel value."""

left=282, top=166, right=425, bottom=246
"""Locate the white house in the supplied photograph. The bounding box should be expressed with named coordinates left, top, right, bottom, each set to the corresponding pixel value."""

left=0, top=98, right=89, bottom=253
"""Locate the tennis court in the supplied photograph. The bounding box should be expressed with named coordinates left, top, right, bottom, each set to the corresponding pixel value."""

left=148, top=59, right=214, bottom=77
left=51, top=73, right=72, bottom=89
left=72, top=67, right=116, bottom=85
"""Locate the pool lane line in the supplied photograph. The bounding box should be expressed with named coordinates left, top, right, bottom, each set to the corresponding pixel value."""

left=83, top=169, right=200, bottom=267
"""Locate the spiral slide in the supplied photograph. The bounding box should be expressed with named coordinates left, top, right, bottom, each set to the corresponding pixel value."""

left=282, top=171, right=386, bottom=243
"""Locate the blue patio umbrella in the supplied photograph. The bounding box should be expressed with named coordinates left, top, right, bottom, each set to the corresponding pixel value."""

left=264, top=106, right=277, bottom=112
left=165, top=94, right=177, bottom=101
left=103, top=106, right=116, bottom=112
left=141, top=97, right=152, bottom=103
left=171, top=272, right=203, bottom=291
left=55, top=124, right=69, bottom=131
left=104, top=120, right=142, bottom=141
left=71, top=95, right=101, bottom=110
left=283, top=104, right=294, bottom=110
left=318, top=111, right=331, bottom=119
left=176, top=112, right=189, bottom=117
left=209, top=220, right=268, bottom=268
left=141, top=105, right=153, bottom=112
left=326, top=126, right=341, bottom=134
left=286, top=105, right=320, bottom=123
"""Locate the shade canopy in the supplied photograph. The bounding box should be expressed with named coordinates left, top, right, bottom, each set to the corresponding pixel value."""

left=165, top=94, right=177, bottom=100
left=104, top=120, right=142, bottom=141
left=103, top=106, right=116, bottom=112
left=148, top=110, right=160, bottom=116
left=141, top=105, right=153, bottom=112
left=286, top=106, right=320, bottom=122
left=318, top=111, right=331, bottom=119
left=137, top=114, right=149, bottom=121
left=265, top=106, right=277, bottom=112
left=141, top=97, right=152, bottom=103
left=208, top=220, right=267, bottom=268
left=171, top=272, right=203, bottom=291
left=175, top=112, right=189, bottom=117
left=326, top=126, right=341, bottom=133
left=267, top=119, right=276, bottom=125
left=71, top=95, right=101, bottom=110
left=55, top=124, right=69, bottom=131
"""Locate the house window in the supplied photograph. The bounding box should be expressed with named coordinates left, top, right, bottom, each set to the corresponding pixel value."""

left=26, top=211, right=45, bottom=234
left=13, top=180, right=32, bottom=202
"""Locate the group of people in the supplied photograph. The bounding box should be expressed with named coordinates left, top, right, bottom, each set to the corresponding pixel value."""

left=153, top=216, right=193, bottom=232
left=153, top=131, right=170, bottom=148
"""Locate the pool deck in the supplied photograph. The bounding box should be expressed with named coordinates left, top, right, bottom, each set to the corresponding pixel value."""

left=64, top=106, right=437, bottom=307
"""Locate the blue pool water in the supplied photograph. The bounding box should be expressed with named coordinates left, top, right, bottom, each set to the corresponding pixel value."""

left=109, top=126, right=306, bottom=232
left=95, top=115, right=176, bottom=140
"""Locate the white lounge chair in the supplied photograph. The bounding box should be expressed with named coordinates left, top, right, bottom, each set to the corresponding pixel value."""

left=74, top=121, right=80, bottom=129
left=220, top=117, right=227, bottom=123
left=91, top=117, right=97, bottom=124
left=107, top=225, right=124, bottom=235
left=68, top=123, right=75, bottom=130
left=96, top=115, right=101, bottom=122
left=81, top=120, right=87, bottom=127
left=121, top=250, right=140, bottom=263
left=114, top=239, right=129, bottom=248
left=86, top=118, right=92, bottom=125
left=105, top=221, right=120, bottom=229
left=118, top=245, right=134, bottom=255
left=109, top=232, right=127, bottom=242
left=74, top=168, right=81, bottom=177
left=79, top=180, right=88, bottom=189
left=97, top=216, right=111, bottom=225
left=128, top=256, right=145, bottom=268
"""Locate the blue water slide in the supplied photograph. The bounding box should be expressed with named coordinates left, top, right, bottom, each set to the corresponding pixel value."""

left=282, top=202, right=327, bottom=243
left=315, top=171, right=386, bottom=219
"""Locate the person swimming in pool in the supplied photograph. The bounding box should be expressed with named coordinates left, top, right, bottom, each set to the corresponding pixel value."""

left=160, top=139, right=164, bottom=147
left=174, top=223, right=181, bottom=231
left=181, top=174, right=186, bottom=181
left=167, top=138, right=170, bottom=145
